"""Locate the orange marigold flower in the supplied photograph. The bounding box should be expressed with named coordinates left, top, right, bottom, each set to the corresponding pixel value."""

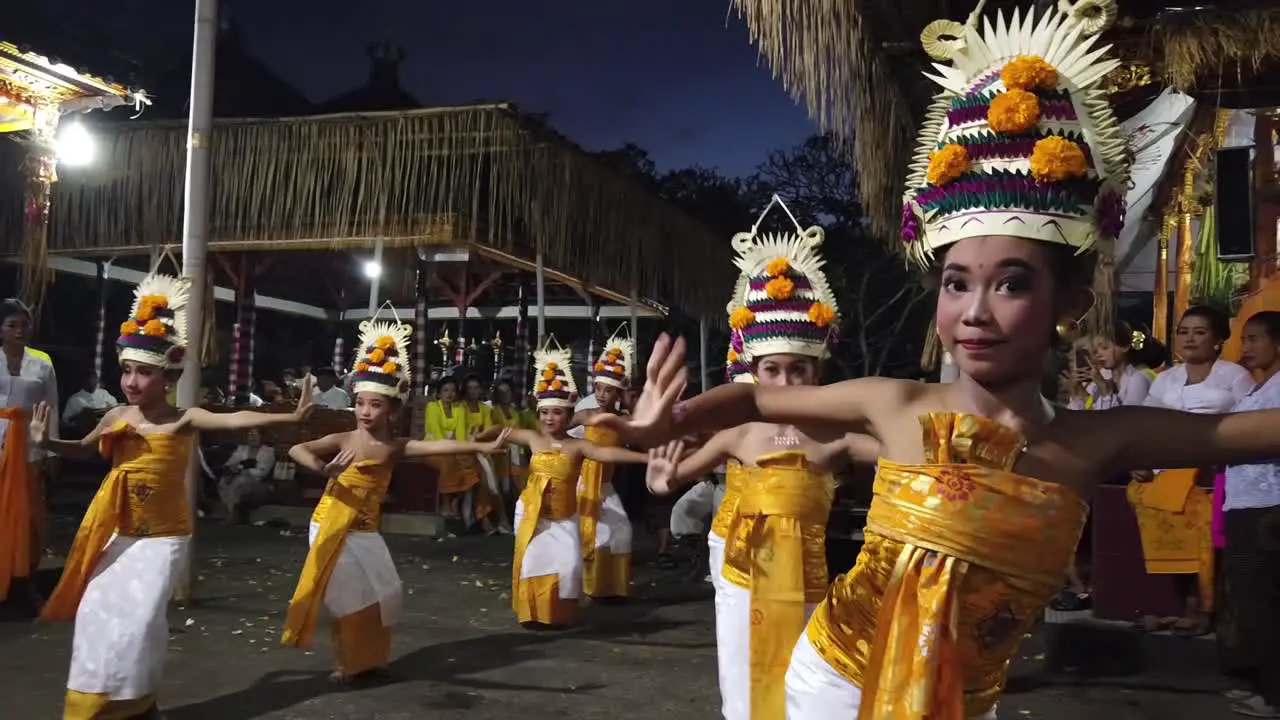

left=542, top=369, right=555, bottom=380
left=135, top=294, right=169, bottom=322
left=727, top=349, right=739, bottom=363
left=729, top=306, right=755, bottom=331
left=550, top=379, right=563, bottom=391
left=765, top=257, right=791, bottom=277
left=382, top=361, right=399, bottom=374
left=374, top=335, right=395, bottom=350
left=765, top=276, right=795, bottom=301
left=142, top=319, right=168, bottom=337
left=594, top=362, right=605, bottom=372
left=808, top=302, right=836, bottom=328
left=926, top=144, right=970, bottom=186
left=1001, top=55, right=1058, bottom=91
left=355, top=362, right=371, bottom=372
left=368, top=348, right=386, bottom=365
left=1029, top=136, right=1088, bottom=183
left=988, top=88, right=1040, bottom=134
left=536, top=382, right=549, bottom=393
left=120, top=320, right=140, bottom=336
left=608, top=346, right=621, bottom=355
left=545, top=362, right=558, bottom=370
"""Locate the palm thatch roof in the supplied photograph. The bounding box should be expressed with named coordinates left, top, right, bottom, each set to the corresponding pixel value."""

left=731, top=0, right=1280, bottom=243
left=1, top=103, right=734, bottom=318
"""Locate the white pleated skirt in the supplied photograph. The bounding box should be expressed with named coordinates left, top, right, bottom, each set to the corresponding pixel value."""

left=513, top=498, right=582, bottom=598
left=307, top=522, right=402, bottom=626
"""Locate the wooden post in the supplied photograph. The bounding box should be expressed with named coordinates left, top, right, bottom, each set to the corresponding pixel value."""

left=1254, top=113, right=1279, bottom=286
left=411, top=253, right=431, bottom=440
left=367, top=237, right=384, bottom=313
left=534, top=248, right=547, bottom=343
left=1153, top=215, right=1174, bottom=343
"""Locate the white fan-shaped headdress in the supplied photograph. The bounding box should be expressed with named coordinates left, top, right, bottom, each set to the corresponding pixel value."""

left=350, top=318, right=412, bottom=400
left=116, top=273, right=191, bottom=370
left=593, top=324, right=635, bottom=390
left=533, top=336, right=577, bottom=409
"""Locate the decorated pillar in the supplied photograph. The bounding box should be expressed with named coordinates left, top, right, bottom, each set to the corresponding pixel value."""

left=93, top=261, right=109, bottom=379
left=516, top=284, right=530, bottom=401
left=17, top=105, right=57, bottom=315
left=331, top=289, right=347, bottom=373
left=229, top=253, right=256, bottom=403
left=413, top=254, right=431, bottom=397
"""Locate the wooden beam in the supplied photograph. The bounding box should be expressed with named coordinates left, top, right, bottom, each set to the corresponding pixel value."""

left=464, top=270, right=505, bottom=307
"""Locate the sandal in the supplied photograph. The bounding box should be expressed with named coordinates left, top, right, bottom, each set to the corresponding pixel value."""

left=1231, top=696, right=1280, bottom=718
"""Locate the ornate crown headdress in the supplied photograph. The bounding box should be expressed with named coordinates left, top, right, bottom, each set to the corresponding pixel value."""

left=901, top=0, right=1128, bottom=269
left=728, top=195, right=840, bottom=361
left=116, top=273, right=190, bottom=370
left=533, top=336, right=577, bottom=409
left=592, top=325, right=635, bottom=390
left=350, top=317, right=412, bottom=400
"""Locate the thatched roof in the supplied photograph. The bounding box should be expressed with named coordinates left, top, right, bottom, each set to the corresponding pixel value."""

left=732, top=0, right=1280, bottom=243
left=3, top=103, right=733, bottom=318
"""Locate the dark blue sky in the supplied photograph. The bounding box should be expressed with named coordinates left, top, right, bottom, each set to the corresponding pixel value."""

left=51, top=0, right=817, bottom=177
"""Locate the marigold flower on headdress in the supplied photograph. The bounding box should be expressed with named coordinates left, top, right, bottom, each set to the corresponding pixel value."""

left=536, top=381, right=548, bottom=393
left=727, top=349, right=739, bottom=363
left=729, top=306, right=755, bottom=331
left=988, top=89, right=1040, bottom=134
left=120, top=320, right=140, bottom=336
left=355, top=362, right=370, bottom=372
left=926, top=144, right=970, bottom=186
left=808, top=302, right=836, bottom=328
left=142, top=319, right=168, bottom=337
left=365, top=348, right=385, bottom=365
left=1001, top=56, right=1058, bottom=91
left=135, top=295, right=168, bottom=323
left=765, top=257, right=791, bottom=277
left=1029, top=136, right=1088, bottom=182
left=594, top=362, right=605, bottom=372
left=542, top=369, right=555, bottom=380
left=765, top=276, right=795, bottom=300
left=382, top=361, right=399, bottom=374
left=545, top=362, right=558, bottom=370
left=374, top=335, right=395, bottom=350
left=550, top=379, right=563, bottom=391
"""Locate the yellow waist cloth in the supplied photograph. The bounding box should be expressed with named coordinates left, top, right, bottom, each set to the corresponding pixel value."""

left=512, top=450, right=577, bottom=611
left=578, top=424, right=619, bottom=558
left=721, top=451, right=833, bottom=720
left=710, top=461, right=747, bottom=540
left=42, top=425, right=194, bottom=623
left=1126, top=469, right=1214, bottom=609
left=808, top=412, right=1088, bottom=720
left=0, top=407, right=30, bottom=600
left=283, top=461, right=391, bottom=648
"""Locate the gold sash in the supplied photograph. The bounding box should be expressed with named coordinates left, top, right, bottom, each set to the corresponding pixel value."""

left=43, top=424, right=194, bottom=622
left=0, top=407, right=29, bottom=600
left=512, top=450, right=577, bottom=610
left=1126, top=468, right=1215, bottom=609
left=282, top=461, right=391, bottom=648
left=721, top=451, right=833, bottom=720
left=710, top=460, right=747, bottom=540
left=578, top=424, right=619, bottom=558
left=807, top=413, right=1087, bottom=719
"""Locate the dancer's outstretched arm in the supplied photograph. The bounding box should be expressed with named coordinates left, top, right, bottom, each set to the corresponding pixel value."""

left=646, top=430, right=735, bottom=495
left=1099, top=405, right=1280, bottom=472
left=184, top=377, right=314, bottom=431
left=288, top=432, right=346, bottom=475
left=403, top=429, right=510, bottom=459
left=578, top=441, right=647, bottom=465
left=30, top=402, right=123, bottom=460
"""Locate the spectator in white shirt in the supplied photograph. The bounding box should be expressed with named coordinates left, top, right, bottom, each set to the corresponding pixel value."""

left=313, top=367, right=351, bottom=409
left=62, top=370, right=119, bottom=425
left=1064, top=320, right=1156, bottom=411
left=218, top=429, right=277, bottom=523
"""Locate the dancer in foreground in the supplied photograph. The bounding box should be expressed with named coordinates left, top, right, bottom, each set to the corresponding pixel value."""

left=643, top=197, right=877, bottom=719
left=574, top=326, right=636, bottom=600
left=499, top=339, right=646, bottom=627
left=283, top=318, right=508, bottom=683
left=35, top=274, right=313, bottom=720
left=595, top=2, right=1280, bottom=716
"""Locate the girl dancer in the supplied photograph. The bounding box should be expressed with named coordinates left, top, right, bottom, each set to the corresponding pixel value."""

left=34, top=273, right=313, bottom=720
left=283, top=318, right=507, bottom=683
left=574, top=326, right=636, bottom=600
left=499, top=339, right=646, bottom=627
left=643, top=200, right=876, bottom=719
left=599, top=2, right=1280, bottom=716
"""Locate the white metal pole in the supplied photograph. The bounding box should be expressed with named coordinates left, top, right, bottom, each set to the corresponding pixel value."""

left=629, top=285, right=639, bottom=347
left=367, top=237, right=384, bottom=313
left=698, top=315, right=708, bottom=391
left=175, top=0, right=218, bottom=603
left=534, top=247, right=546, bottom=343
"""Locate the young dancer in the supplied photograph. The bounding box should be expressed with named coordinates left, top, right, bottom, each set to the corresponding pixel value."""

left=283, top=318, right=508, bottom=683
left=598, top=2, right=1280, bottom=716
left=34, top=273, right=313, bottom=720
left=497, top=339, right=646, bottom=627
left=574, top=326, right=636, bottom=600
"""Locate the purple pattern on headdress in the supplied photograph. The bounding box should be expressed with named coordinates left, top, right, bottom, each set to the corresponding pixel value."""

left=744, top=299, right=819, bottom=314
left=916, top=171, right=1097, bottom=211
left=743, top=321, right=827, bottom=340
left=748, top=275, right=814, bottom=293
left=947, top=92, right=1079, bottom=128
left=730, top=331, right=744, bottom=353
left=960, top=135, right=1095, bottom=167
left=901, top=202, right=921, bottom=245
left=1096, top=189, right=1126, bottom=240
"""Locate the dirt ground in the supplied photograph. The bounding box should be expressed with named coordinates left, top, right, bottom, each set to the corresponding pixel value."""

left=0, top=522, right=1248, bottom=719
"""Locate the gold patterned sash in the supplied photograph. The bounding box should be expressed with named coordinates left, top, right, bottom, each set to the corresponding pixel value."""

left=721, top=451, right=833, bottom=720
left=709, top=460, right=747, bottom=540
left=282, top=461, right=391, bottom=648
left=577, top=424, right=619, bottom=558
left=512, top=450, right=577, bottom=610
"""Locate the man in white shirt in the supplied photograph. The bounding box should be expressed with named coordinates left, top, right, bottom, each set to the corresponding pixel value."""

left=62, top=371, right=118, bottom=425
left=218, top=429, right=277, bottom=523
left=314, top=367, right=351, bottom=409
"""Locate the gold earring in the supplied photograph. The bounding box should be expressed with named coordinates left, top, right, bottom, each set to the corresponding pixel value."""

left=1055, top=317, right=1079, bottom=344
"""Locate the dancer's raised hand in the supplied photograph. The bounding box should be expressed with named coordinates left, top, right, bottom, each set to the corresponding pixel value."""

left=322, top=448, right=356, bottom=478
left=645, top=440, right=684, bottom=496
left=591, top=333, right=688, bottom=447
left=292, top=375, right=315, bottom=421
left=29, top=402, right=52, bottom=447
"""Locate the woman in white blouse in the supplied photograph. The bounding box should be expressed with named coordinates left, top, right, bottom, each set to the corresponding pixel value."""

left=1066, top=321, right=1157, bottom=411
left=0, top=299, right=59, bottom=614
left=1138, top=305, right=1253, bottom=635
left=1220, top=311, right=1280, bottom=718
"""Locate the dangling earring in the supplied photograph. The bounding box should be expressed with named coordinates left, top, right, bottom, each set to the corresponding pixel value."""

left=1055, top=317, right=1080, bottom=344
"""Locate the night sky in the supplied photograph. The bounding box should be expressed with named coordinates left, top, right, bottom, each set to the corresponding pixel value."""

left=47, top=0, right=817, bottom=177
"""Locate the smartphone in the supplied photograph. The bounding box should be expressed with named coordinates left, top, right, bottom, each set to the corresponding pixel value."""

left=1074, top=347, right=1091, bottom=368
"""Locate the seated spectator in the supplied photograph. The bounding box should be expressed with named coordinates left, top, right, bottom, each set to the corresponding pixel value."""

left=218, top=429, right=276, bottom=523
left=62, top=370, right=119, bottom=427
left=313, top=366, right=351, bottom=409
